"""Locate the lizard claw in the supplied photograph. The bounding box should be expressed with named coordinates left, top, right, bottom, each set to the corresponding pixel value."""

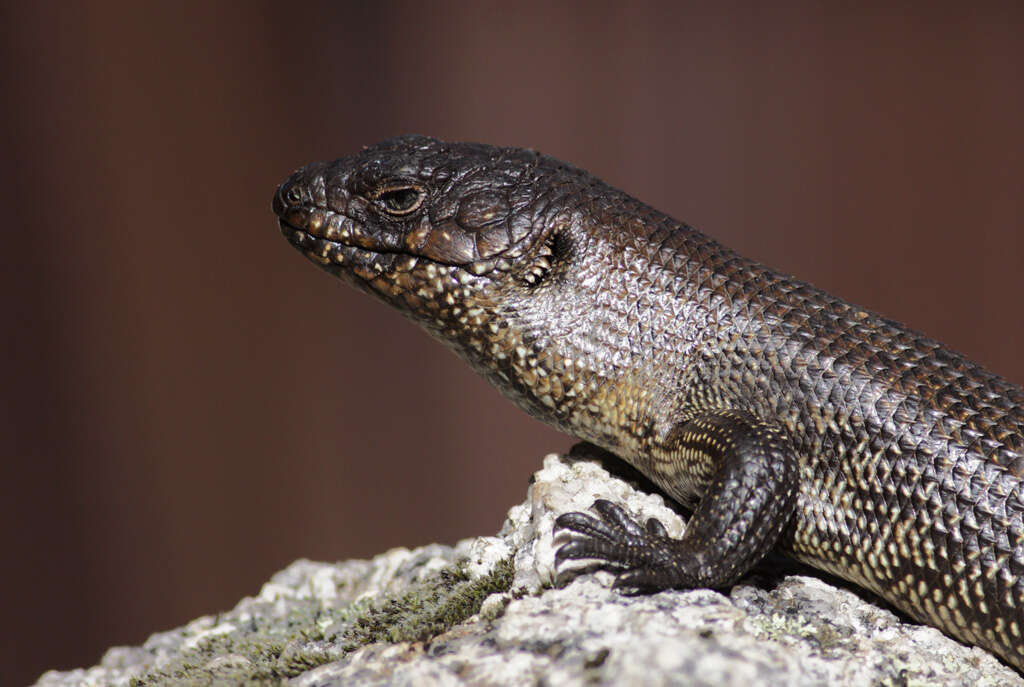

left=553, top=508, right=623, bottom=544
left=645, top=517, right=669, bottom=537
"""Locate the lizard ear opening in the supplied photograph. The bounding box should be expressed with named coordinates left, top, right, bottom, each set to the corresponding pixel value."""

left=516, top=232, right=558, bottom=287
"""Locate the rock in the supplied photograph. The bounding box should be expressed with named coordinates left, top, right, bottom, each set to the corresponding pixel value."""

left=33, top=453, right=1022, bottom=687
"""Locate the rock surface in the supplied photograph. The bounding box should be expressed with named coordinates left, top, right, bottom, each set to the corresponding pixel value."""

left=35, top=453, right=1023, bottom=687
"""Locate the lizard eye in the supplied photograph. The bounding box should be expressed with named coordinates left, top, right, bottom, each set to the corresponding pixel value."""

left=375, top=185, right=424, bottom=216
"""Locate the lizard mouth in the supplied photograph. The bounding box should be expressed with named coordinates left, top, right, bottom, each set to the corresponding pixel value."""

left=278, top=216, right=421, bottom=279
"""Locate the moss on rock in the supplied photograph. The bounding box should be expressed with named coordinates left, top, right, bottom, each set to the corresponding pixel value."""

left=129, top=557, right=514, bottom=687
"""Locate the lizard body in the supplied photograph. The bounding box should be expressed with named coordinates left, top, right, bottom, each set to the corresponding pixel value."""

left=274, top=135, right=1024, bottom=669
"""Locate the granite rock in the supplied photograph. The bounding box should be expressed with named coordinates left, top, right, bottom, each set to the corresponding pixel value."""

left=34, top=453, right=1023, bottom=687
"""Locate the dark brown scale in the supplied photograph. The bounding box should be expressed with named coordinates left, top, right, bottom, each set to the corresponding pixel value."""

left=274, top=135, right=1024, bottom=671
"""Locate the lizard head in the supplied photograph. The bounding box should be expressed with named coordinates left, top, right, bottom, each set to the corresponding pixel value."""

left=274, top=135, right=583, bottom=331
left=274, top=135, right=682, bottom=445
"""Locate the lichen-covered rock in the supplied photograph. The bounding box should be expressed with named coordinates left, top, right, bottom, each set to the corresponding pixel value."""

left=34, top=453, right=1023, bottom=687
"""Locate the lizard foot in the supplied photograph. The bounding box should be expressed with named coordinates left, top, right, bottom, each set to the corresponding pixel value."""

left=554, top=499, right=691, bottom=592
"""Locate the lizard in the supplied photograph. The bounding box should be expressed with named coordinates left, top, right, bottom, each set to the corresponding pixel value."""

left=273, top=135, right=1024, bottom=670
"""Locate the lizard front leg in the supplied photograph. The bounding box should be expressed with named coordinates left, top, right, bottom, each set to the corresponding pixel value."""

left=555, top=409, right=800, bottom=591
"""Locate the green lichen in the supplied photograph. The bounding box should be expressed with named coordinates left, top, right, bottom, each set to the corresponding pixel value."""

left=129, top=557, right=515, bottom=687
left=342, top=556, right=515, bottom=649
left=129, top=599, right=353, bottom=687
left=748, top=609, right=847, bottom=654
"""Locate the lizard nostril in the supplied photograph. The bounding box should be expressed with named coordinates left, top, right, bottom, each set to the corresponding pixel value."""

left=274, top=182, right=304, bottom=216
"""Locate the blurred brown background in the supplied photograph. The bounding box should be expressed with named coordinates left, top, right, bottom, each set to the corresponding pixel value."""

left=3, top=2, right=1022, bottom=684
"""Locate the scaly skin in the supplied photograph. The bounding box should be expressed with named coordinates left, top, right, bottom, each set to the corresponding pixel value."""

left=274, top=135, right=1024, bottom=670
